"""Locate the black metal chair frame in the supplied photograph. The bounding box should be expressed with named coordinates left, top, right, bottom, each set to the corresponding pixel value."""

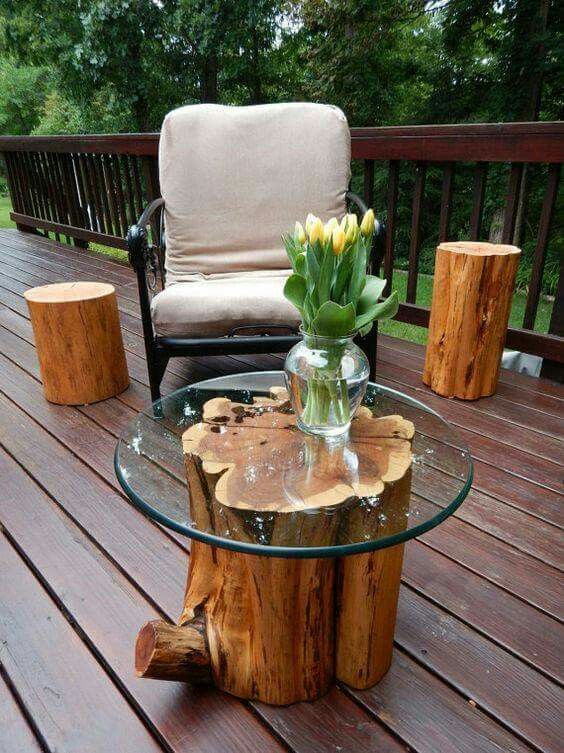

left=127, top=192, right=385, bottom=401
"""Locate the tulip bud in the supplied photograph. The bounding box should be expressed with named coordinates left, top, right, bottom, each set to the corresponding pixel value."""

left=305, top=213, right=318, bottom=234
left=360, top=208, right=375, bottom=237
left=344, top=214, right=358, bottom=243
left=294, top=221, right=306, bottom=245
left=308, top=217, right=324, bottom=245
left=323, top=217, right=339, bottom=244
left=332, top=226, right=346, bottom=256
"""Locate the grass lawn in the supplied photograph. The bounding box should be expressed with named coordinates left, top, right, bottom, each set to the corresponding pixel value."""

left=0, top=195, right=552, bottom=346
left=0, top=195, right=13, bottom=227
left=379, top=270, right=553, bottom=345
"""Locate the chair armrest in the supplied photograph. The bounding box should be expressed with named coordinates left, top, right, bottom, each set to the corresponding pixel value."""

left=126, top=198, right=165, bottom=271
left=346, top=191, right=386, bottom=274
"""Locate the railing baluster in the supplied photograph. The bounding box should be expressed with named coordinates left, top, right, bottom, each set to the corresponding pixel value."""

left=43, top=152, right=64, bottom=239
left=363, top=159, right=374, bottom=208
left=406, top=161, right=427, bottom=303
left=27, top=152, right=46, bottom=223
left=439, top=163, right=455, bottom=242
left=78, top=153, right=97, bottom=231
left=523, top=163, right=561, bottom=330
left=4, top=153, right=23, bottom=213
left=71, top=153, right=89, bottom=229
left=20, top=152, right=38, bottom=219
left=36, top=152, right=54, bottom=225
left=91, top=154, right=108, bottom=235
left=502, top=163, right=524, bottom=243
left=101, top=154, right=120, bottom=237
left=131, top=156, right=145, bottom=216
left=121, top=154, right=137, bottom=225
left=470, top=163, right=488, bottom=240
left=62, top=152, right=86, bottom=246
left=383, top=160, right=399, bottom=297
left=110, top=154, right=128, bottom=237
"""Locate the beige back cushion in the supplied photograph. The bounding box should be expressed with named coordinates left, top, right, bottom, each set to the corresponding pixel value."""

left=159, top=103, right=351, bottom=282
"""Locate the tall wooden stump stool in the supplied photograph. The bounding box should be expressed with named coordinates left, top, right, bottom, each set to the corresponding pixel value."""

left=423, top=241, right=520, bottom=400
left=24, top=282, right=129, bottom=405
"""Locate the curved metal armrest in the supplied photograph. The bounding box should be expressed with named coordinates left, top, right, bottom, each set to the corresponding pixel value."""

left=126, top=198, right=165, bottom=270
left=346, top=191, right=386, bottom=273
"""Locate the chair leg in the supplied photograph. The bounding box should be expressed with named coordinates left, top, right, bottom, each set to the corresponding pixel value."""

left=148, top=350, right=170, bottom=404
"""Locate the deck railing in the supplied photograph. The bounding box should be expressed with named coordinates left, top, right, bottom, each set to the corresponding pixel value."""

left=0, top=122, right=562, bottom=377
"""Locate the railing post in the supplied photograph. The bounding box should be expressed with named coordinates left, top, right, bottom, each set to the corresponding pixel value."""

left=540, top=247, right=564, bottom=382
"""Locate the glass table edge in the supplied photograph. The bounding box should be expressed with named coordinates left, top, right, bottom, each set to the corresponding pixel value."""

left=114, top=372, right=474, bottom=560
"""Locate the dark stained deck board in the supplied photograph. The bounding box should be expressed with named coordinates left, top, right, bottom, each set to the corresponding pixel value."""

left=0, top=229, right=563, bottom=753
left=0, top=674, right=43, bottom=753
left=1, top=350, right=560, bottom=688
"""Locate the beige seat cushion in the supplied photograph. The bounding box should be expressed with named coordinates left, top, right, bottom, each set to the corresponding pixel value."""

left=151, top=271, right=301, bottom=338
left=159, top=102, right=350, bottom=283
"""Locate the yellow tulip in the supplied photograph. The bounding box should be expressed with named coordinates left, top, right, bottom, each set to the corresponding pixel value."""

left=323, top=217, right=339, bottom=243
left=308, top=217, right=324, bottom=245
left=344, top=213, right=358, bottom=243
left=294, top=221, right=306, bottom=245
left=360, top=208, right=375, bottom=236
left=305, top=213, right=319, bottom=234
left=332, top=226, right=346, bottom=255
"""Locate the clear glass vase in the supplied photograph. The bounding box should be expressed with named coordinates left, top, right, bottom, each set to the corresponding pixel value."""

left=284, top=333, right=370, bottom=437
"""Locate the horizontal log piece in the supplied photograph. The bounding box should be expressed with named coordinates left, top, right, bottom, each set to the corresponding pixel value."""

left=135, top=619, right=211, bottom=683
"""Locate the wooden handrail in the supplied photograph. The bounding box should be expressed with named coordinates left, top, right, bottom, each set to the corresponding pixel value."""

left=1, top=121, right=562, bottom=375
left=0, top=121, right=562, bottom=161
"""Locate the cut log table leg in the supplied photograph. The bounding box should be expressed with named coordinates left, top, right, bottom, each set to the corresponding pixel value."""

left=135, top=390, right=414, bottom=705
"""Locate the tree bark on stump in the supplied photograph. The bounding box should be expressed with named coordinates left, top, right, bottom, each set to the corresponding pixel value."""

left=135, top=390, right=414, bottom=704
left=423, top=242, right=521, bottom=400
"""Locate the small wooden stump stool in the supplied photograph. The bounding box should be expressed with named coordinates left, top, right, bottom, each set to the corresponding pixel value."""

left=135, top=389, right=414, bottom=705
left=423, top=241, right=521, bottom=400
left=24, top=282, right=129, bottom=405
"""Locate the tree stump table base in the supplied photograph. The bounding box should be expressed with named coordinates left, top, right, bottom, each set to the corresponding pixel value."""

left=135, top=389, right=414, bottom=705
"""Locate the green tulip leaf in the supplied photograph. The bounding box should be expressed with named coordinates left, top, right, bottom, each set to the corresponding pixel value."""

left=332, top=252, right=354, bottom=302
left=357, top=276, right=387, bottom=315
left=312, top=301, right=356, bottom=337
left=355, top=290, right=399, bottom=329
left=347, top=244, right=367, bottom=306
left=317, top=246, right=335, bottom=306
left=295, top=252, right=306, bottom=277
left=284, top=273, right=307, bottom=313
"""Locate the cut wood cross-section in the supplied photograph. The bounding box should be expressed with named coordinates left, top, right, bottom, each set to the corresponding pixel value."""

left=135, top=388, right=414, bottom=705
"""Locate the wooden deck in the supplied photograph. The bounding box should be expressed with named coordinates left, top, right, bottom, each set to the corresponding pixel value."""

left=0, top=228, right=562, bottom=753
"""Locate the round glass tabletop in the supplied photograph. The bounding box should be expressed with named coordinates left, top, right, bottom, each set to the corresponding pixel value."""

left=115, top=371, right=472, bottom=558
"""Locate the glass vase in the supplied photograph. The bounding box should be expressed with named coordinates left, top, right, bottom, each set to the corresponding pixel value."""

left=284, top=332, right=370, bottom=437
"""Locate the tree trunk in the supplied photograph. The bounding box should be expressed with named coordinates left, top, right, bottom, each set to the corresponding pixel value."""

left=135, top=389, right=414, bottom=704
left=24, top=282, right=129, bottom=405
left=423, top=242, right=521, bottom=399
left=201, top=54, right=219, bottom=103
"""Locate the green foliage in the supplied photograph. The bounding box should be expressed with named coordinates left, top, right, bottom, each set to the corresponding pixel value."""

left=0, top=0, right=560, bottom=301
left=0, top=59, right=51, bottom=134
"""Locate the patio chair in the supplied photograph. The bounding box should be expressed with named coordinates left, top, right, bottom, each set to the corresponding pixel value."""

left=127, top=102, right=384, bottom=401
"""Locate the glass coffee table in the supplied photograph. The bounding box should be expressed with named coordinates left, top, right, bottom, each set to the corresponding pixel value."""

left=116, top=371, right=472, bottom=705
